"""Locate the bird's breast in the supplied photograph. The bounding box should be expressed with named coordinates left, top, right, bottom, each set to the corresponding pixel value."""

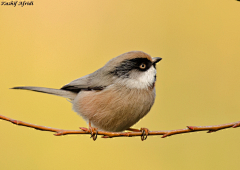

left=72, top=85, right=156, bottom=132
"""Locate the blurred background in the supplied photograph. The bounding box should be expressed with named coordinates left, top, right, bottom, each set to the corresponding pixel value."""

left=1, top=0, right=240, bottom=169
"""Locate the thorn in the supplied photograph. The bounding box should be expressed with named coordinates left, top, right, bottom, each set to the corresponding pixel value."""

left=232, top=123, right=240, bottom=128
left=10, top=119, right=19, bottom=124
left=79, top=127, right=88, bottom=131
left=122, top=132, right=130, bottom=137
left=187, top=126, right=195, bottom=130
left=207, top=130, right=217, bottom=133
left=162, top=133, right=169, bottom=138
left=54, top=131, right=64, bottom=136
left=102, top=135, right=110, bottom=138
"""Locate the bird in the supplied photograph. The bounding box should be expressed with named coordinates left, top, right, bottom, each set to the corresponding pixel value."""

left=12, top=51, right=162, bottom=140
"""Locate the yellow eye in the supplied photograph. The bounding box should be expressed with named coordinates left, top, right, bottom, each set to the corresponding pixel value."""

left=139, top=63, right=146, bottom=69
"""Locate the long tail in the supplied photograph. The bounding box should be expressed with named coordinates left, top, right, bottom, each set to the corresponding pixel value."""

left=11, top=86, right=77, bottom=100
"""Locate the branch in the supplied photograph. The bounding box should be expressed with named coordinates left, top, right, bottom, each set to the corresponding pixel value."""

left=0, top=114, right=239, bottom=141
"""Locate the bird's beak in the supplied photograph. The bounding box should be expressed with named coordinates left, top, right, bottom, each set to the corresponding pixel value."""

left=152, top=57, right=162, bottom=64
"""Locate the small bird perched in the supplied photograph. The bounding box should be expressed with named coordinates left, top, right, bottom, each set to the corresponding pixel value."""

left=12, top=51, right=162, bottom=139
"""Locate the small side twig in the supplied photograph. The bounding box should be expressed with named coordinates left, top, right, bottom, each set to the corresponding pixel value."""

left=0, top=114, right=239, bottom=140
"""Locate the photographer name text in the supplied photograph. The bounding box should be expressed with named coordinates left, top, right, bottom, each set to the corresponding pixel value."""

left=1, top=1, right=33, bottom=7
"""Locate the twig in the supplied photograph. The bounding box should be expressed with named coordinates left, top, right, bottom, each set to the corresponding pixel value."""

left=0, top=114, right=239, bottom=141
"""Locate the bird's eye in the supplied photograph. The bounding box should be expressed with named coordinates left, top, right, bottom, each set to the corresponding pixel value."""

left=139, top=63, right=146, bottom=69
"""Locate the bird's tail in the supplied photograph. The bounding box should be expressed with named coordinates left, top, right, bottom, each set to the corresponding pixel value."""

left=11, top=86, right=77, bottom=100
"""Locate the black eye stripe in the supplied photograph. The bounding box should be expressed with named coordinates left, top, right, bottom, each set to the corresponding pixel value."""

left=110, top=58, right=152, bottom=77
left=127, top=58, right=152, bottom=71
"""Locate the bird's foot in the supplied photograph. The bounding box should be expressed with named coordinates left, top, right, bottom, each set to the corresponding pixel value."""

left=127, top=127, right=150, bottom=141
left=80, top=126, right=98, bottom=141
left=89, top=126, right=98, bottom=141
left=140, top=128, right=149, bottom=141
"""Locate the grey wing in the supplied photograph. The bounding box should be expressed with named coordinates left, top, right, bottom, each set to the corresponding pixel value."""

left=60, top=69, right=114, bottom=93
left=61, top=75, right=91, bottom=92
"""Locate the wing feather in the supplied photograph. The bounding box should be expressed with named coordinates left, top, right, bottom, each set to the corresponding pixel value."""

left=60, top=68, right=113, bottom=92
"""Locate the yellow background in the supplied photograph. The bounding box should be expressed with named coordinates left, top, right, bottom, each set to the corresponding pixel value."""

left=1, top=0, right=240, bottom=169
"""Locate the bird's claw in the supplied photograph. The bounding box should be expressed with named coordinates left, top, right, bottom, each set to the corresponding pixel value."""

left=89, top=127, right=98, bottom=141
left=79, top=126, right=98, bottom=141
left=140, top=128, right=149, bottom=141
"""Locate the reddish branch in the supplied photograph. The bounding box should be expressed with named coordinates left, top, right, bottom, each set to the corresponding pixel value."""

left=0, top=114, right=239, bottom=141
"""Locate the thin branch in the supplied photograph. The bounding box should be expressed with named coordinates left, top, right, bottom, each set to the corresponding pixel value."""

left=0, top=114, right=239, bottom=141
